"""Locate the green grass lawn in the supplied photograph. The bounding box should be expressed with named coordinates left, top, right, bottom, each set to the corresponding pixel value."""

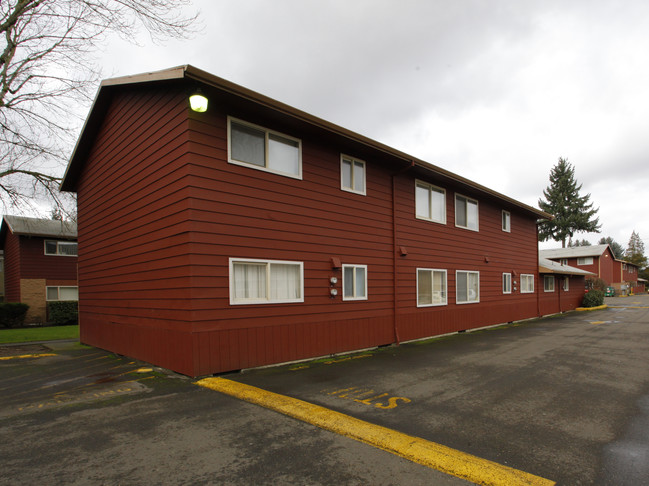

left=0, top=325, right=79, bottom=344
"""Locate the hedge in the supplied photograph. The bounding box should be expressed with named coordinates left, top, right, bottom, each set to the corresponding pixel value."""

left=0, top=303, right=29, bottom=328
left=47, top=301, right=79, bottom=326
left=582, top=290, right=604, bottom=308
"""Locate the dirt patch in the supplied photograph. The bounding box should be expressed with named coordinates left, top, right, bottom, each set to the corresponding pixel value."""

left=0, top=343, right=51, bottom=357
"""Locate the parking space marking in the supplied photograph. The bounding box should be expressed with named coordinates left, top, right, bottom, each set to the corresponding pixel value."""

left=0, top=353, right=56, bottom=361
left=325, top=386, right=411, bottom=409
left=196, top=377, right=555, bottom=486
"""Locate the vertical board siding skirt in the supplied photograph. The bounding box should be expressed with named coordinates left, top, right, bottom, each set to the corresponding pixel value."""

left=391, top=161, right=414, bottom=344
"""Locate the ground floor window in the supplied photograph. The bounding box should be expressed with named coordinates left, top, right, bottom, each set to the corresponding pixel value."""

left=503, top=273, right=512, bottom=294
left=417, top=269, right=447, bottom=306
left=46, top=286, right=79, bottom=301
left=343, top=264, right=368, bottom=300
left=456, top=271, right=479, bottom=304
left=544, top=275, right=555, bottom=292
left=563, top=277, right=570, bottom=291
left=229, top=258, right=303, bottom=304
left=521, top=274, right=534, bottom=293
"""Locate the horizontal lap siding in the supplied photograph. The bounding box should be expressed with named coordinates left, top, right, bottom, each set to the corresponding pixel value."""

left=17, top=236, right=78, bottom=280
left=539, top=275, right=586, bottom=315
left=186, top=108, right=395, bottom=375
left=3, top=231, right=21, bottom=301
left=393, top=174, right=539, bottom=341
left=77, top=87, right=194, bottom=372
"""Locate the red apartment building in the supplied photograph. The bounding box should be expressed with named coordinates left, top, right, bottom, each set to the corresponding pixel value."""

left=61, top=65, right=565, bottom=376
left=0, top=216, right=78, bottom=323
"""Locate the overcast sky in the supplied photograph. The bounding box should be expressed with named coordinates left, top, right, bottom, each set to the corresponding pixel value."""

left=97, top=0, right=649, bottom=250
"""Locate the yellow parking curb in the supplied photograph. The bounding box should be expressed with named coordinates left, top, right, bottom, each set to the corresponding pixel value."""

left=575, top=304, right=608, bottom=312
left=196, top=377, right=555, bottom=486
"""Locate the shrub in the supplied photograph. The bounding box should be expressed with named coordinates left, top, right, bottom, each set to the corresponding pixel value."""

left=0, top=303, right=30, bottom=328
left=47, top=301, right=79, bottom=326
left=582, top=290, right=604, bottom=308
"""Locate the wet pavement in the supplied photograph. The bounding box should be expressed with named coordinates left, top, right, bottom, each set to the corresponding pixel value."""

left=1, top=295, right=649, bottom=485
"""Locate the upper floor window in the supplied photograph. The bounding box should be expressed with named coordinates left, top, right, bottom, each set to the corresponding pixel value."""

left=544, top=275, right=555, bottom=292
left=577, top=257, right=593, bottom=265
left=503, top=273, right=512, bottom=294
left=456, top=270, right=479, bottom=304
left=415, top=181, right=446, bottom=224
left=417, top=268, right=447, bottom=306
left=341, top=155, right=366, bottom=195
left=560, top=258, right=568, bottom=265
left=229, top=258, right=303, bottom=305
left=502, top=211, right=511, bottom=232
left=521, top=274, right=535, bottom=293
left=455, top=194, right=478, bottom=231
left=343, top=264, right=367, bottom=301
left=44, top=240, right=77, bottom=256
left=228, top=117, right=302, bottom=179
left=622, top=263, right=627, bottom=270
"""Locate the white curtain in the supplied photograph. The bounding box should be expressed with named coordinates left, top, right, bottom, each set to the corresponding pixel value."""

left=270, top=263, right=301, bottom=300
left=233, top=262, right=267, bottom=300
left=268, top=134, right=299, bottom=175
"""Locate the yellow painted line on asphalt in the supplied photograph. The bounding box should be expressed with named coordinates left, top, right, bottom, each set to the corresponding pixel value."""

left=0, top=353, right=56, bottom=361
left=196, top=377, right=555, bottom=486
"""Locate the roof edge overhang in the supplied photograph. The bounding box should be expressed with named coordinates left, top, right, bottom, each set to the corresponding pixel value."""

left=60, top=64, right=553, bottom=220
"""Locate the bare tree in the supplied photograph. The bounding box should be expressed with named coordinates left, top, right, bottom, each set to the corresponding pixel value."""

left=0, top=0, right=198, bottom=216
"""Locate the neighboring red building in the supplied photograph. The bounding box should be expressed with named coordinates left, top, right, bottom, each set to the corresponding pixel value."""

left=61, top=65, right=554, bottom=377
left=540, top=245, right=642, bottom=295
left=0, top=216, right=78, bottom=323
left=538, top=258, right=594, bottom=315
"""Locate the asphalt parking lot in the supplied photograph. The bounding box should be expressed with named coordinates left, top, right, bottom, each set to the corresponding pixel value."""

left=2, top=295, right=649, bottom=485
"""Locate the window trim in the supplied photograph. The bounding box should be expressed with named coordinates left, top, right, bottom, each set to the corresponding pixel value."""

left=342, top=264, right=368, bottom=301
left=502, top=210, right=511, bottom=232
left=521, top=274, right=535, bottom=293
left=503, top=273, right=512, bottom=294
left=46, top=286, right=79, bottom=301
left=229, top=257, right=304, bottom=305
left=44, top=240, right=78, bottom=257
left=456, top=270, right=480, bottom=304
left=340, top=154, right=366, bottom=195
left=415, top=180, right=446, bottom=224
left=227, top=116, right=303, bottom=180
left=416, top=268, right=448, bottom=307
left=544, top=275, right=555, bottom=292
left=563, top=277, right=570, bottom=292
left=577, top=257, right=593, bottom=266
left=454, top=193, right=479, bottom=231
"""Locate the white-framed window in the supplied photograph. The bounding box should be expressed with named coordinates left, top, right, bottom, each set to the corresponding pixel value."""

left=456, top=270, right=479, bottom=304
left=415, top=181, right=446, bottom=224
left=622, top=263, right=628, bottom=270
left=521, top=274, right=535, bottom=293
left=229, top=258, right=304, bottom=305
left=341, top=155, right=366, bottom=195
left=577, top=257, right=593, bottom=265
left=44, top=240, right=78, bottom=256
left=560, top=258, right=568, bottom=266
left=455, top=194, right=479, bottom=231
left=544, top=275, right=555, bottom=292
left=46, top=286, right=79, bottom=301
left=228, top=117, right=302, bottom=179
left=417, top=269, right=447, bottom=307
left=342, top=264, right=367, bottom=301
left=563, top=277, right=570, bottom=291
left=503, top=273, right=512, bottom=294
left=502, top=211, right=511, bottom=232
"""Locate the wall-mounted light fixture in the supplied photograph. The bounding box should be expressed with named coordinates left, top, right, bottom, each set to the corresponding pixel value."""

left=189, top=91, right=208, bottom=112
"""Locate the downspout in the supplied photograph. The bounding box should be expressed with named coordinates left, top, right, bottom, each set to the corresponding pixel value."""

left=391, top=160, right=415, bottom=345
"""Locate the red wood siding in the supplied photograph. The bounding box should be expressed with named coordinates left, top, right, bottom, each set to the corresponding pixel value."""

left=2, top=231, right=21, bottom=302
left=539, top=275, right=586, bottom=315
left=17, top=236, right=77, bottom=280
left=75, top=83, right=549, bottom=377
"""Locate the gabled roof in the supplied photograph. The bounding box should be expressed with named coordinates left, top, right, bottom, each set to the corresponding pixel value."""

left=60, top=65, right=552, bottom=221
left=0, top=215, right=77, bottom=240
left=540, top=244, right=610, bottom=260
left=539, top=257, right=595, bottom=276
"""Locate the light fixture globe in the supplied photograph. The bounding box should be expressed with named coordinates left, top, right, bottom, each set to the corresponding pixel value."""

left=189, top=93, right=208, bottom=112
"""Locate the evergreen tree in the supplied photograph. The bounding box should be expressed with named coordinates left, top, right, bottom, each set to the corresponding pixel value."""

left=538, top=158, right=601, bottom=247
left=625, top=231, right=647, bottom=268
left=571, top=239, right=592, bottom=247
left=598, top=236, right=625, bottom=259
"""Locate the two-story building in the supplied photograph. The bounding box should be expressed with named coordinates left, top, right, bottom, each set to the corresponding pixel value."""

left=540, top=245, right=642, bottom=294
left=0, top=216, right=78, bottom=323
left=61, top=65, right=554, bottom=377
